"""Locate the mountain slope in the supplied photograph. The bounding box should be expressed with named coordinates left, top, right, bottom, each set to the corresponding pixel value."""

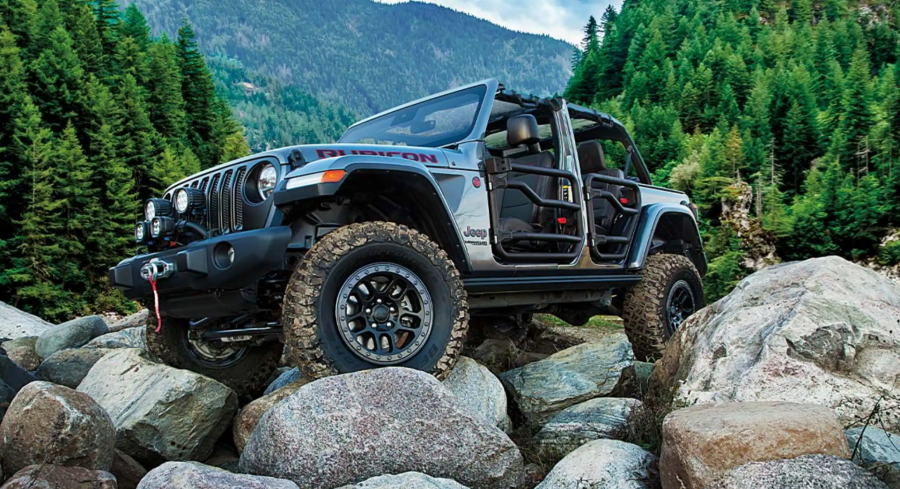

left=128, top=0, right=573, bottom=115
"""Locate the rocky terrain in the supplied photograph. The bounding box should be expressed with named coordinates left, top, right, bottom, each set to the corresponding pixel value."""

left=0, top=256, right=897, bottom=488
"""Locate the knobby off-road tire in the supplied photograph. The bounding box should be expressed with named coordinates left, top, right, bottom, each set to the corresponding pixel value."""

left=145, top=315, right=282, bottom=397
left=282, top=222, right=469, bottom=381
left=623, top=253, right=704, bottom=362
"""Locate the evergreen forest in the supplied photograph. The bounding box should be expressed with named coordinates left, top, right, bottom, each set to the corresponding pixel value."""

left=0, top=0, right=249, bottom=320
left=566, top=0, right=900, bottom=299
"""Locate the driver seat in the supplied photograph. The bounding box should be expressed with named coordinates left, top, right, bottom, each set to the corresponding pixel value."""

left=496, top=115, right=556, bottom=248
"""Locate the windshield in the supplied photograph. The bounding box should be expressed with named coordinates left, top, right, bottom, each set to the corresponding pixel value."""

left=339, top=85, right=487, bottom=147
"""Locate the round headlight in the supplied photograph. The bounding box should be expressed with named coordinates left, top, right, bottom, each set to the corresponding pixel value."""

left=174, top=189, right=189, bottom=213
left=135, top=222, right=147, bottom=243
left=258, top=164, right=277, bottom=199
left=145, top=199, right=171, bottom=220
left=150, top=218, right=162, bottom=238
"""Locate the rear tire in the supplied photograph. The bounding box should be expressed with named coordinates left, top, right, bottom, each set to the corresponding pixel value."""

left=145, top=315, right=282, bottom=398
left=282, top=222, right=468, bottom=380
left=623, top=253, right=704, bottom=362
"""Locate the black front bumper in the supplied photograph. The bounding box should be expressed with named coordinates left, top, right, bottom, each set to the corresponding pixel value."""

left=109, top=226, right=293, bottom=303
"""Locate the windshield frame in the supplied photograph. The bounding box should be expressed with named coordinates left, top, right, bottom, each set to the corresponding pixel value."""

left=339, top=79, right=500, bottom=148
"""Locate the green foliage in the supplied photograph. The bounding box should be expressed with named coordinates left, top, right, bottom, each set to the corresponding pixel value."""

left=565, top=0, right=898, bottom=299
left=0, top=1, right=245, bottom=321
left=878, top=241, right=900, bottom=266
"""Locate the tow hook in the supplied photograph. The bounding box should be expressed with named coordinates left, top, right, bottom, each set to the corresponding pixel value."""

left=141, top=258, right=174, bottom=333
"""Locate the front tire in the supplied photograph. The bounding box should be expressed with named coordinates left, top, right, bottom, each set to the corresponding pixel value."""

left=282, top=222, right=468, bottom=380
left=623, top=253, right=704, bottom=362
left=145, top=316, right=282, bottom=397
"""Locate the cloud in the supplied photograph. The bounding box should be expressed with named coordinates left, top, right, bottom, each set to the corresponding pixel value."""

left=374, top=0, right=620, bottom=46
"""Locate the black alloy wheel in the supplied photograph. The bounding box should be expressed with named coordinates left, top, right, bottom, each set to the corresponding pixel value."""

left=335, top=263, right=434, bottom=365
left=665, top=279, right=696, bottom=335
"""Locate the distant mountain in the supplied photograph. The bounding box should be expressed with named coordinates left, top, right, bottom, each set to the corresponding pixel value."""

left=207, top=55, right=356, bottom=152
left=127, top=0, right=574, bottom=116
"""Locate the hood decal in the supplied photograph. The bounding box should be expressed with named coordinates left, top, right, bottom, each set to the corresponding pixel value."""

left=315, top=148, right=439, bottom=164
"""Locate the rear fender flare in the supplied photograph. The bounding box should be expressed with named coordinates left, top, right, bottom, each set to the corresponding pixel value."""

left=627, top=204, right=706, bottom=276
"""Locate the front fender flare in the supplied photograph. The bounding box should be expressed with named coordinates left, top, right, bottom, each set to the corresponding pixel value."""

left=273, top=155, right=437, bottom=205
left=272, top=156, right=472, bottom=273
left=627, top=204, right=707, bottom=276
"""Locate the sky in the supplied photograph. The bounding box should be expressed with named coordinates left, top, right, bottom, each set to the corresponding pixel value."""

left=374, top=0, right=622, bottom=46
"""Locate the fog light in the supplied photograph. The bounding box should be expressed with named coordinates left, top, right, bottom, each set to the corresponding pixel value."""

left=150, top=216, right=175, bottom=238
left=135, top=222, right=148, bottom=243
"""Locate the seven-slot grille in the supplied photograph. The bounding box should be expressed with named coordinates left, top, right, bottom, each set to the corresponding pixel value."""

left=175, top=165, right=251, bottom=235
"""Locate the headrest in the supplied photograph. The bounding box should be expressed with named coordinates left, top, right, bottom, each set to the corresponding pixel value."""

left=577, top=140, right=607, bottom=174
left=507, top=114, right=540, bottom=149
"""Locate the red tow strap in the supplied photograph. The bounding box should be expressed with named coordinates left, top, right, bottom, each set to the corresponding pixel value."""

left=150, top=276, right=162, bottom=332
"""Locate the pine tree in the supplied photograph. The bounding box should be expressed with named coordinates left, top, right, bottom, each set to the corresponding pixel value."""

left=34, top=0, right=65, bottom=52
left=93, top=0, right=119, bottom=58
left=791, top=0, right=813, bottom=25
left=725, top=125, right=744, bottom=179
left=112, top=73, right=156, bottom=200
left=146, top=34, right=185, bottom=140
left=69, top=4, right=103, bottom=73
left=177, top=18, right=220, bottom=168
left=29, top=25, right=85, bottom=132
left=565, top=16, right=603, bottom=105
left=90, top=123, right=137, bottom=269
left=54, top=122, right=95, bottom=290
left=840, top=47, right=875, bottom=170
left=8, top=97, right=65, bottom=317
left=120, top=3, right=150, bottom=51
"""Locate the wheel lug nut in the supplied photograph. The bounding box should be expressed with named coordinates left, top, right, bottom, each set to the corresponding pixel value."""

left=376, top=299, right=382, bottom=304
left=366, top=308, right=371, bottom=314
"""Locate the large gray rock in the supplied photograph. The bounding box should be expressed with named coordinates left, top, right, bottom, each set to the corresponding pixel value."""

left=651, top=257, right=900, bottom=431
left=1, top=337, right=40, bottom=371
left=107, top=310, right=148, bottom=333
left=262, top=367, right=301, bottom=396
left=84, top=327, right=146, bottom=350
left=338, top=472, right=470, bottom=489
left=77, top=349, right=237, bottom=466
left=36, top=348, right=116, bottom=388
left=233, top=377, right=312, bottom=453
left=500, top=333, right=633, bottom=426
left=137, top=461, right=298, bottom=489
left=239, top=367, right=524, bottom=489
left=0, top=301, right=53, bottom=339
left=709, top=455, right=888, bottom=489
left=0, top=465, right=117, bottom=489
left=35, top=316, right=108, bottom=360
left=536, top=439, right=659, bottom=489
left=533, top=397, right=641, bottom=460
left=0, top=382, right=115, bottom=478
left=847, top=426, right=900, bottom=488
left=443, top=356, right=511, bottom=432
